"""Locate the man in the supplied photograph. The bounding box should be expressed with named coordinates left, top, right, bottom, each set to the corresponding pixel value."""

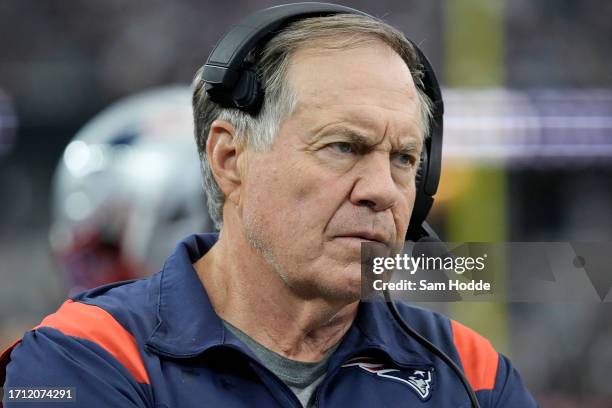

left=1, top=5, right=538, bottom=407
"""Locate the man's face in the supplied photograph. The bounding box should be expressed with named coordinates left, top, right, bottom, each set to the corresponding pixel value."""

left=240, top=39, right=424, bottom=302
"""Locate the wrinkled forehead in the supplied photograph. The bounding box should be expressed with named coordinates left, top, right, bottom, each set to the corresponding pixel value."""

left=286, top=36, right=417, bottom=94
left=285, top=38, right=423, bottom=143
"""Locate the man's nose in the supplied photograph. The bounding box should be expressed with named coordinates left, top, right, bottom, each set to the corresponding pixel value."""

left=349, top=153, right=401, bottom=212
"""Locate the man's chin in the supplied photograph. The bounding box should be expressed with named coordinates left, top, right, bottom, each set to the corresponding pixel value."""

left=280, top=258, right=364, bottom=303
left=311, top=274, right=363, bottom=304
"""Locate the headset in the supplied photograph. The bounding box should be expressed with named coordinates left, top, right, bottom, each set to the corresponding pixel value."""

left=201, top=3, right=479, bottom=407
left=202, top=2, right=442, bottom=242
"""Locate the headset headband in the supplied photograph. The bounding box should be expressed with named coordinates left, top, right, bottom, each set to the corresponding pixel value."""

left=201, top=2, right=443, bottom=241
left=203, top=3, right=367, bottom=92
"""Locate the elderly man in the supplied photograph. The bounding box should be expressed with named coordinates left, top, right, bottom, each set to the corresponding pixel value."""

left=1, top=4, right=537, bottom=408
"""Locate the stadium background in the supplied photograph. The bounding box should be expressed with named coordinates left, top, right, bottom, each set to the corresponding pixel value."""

left=1, top=0, right=611, bottom=406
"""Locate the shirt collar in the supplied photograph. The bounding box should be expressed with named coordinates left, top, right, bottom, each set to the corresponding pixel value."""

left=146, top=233, right=430, bottom=366
left=341, top=299, right=432, bottom=366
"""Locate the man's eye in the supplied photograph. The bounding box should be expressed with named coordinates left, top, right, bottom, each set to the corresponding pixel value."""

left=328, top=142, right=354, bottom=154
left=394, top=153, right=416, bottom=167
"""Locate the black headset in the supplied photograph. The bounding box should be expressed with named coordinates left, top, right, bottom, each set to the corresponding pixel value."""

left=201, top=4, right=479, bottom=407
left=201, top=2, right=443, bottom=243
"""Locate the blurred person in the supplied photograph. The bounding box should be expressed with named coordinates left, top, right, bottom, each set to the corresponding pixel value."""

left=48, top=86, right=214, bottom=294
left=1, top=4, right=537, bottom=408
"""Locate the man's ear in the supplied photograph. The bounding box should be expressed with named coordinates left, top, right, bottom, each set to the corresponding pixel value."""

left=207, top=120, right=245, bottom=206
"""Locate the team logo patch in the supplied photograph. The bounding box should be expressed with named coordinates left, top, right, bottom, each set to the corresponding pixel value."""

left=342, top=357, right=434, bottom=401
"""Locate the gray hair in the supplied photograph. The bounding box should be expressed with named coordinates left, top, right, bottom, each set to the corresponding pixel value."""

left=193, top=14, right=433, bottom=230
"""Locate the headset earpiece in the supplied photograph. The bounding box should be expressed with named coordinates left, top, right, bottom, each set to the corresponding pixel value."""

left=233, top=66, right=263, bottom=113
left=204, top=65, right=262, bottom=113
left=408, top=146, right=435, bottom=240
left=415, top=149, right=426, bottom=188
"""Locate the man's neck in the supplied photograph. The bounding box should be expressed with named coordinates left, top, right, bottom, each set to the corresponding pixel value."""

left=194, top=229, right=359, bottom=362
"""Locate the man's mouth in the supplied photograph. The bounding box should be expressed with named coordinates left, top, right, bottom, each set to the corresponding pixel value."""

left=334, top=231, right=389, bottom=245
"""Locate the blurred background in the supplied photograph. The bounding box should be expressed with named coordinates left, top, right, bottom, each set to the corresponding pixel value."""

left=1, top=0, right=611, bottom=406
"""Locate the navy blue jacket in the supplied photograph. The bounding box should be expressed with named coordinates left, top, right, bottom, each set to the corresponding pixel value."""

left=1, top=234, right=538, bottom=407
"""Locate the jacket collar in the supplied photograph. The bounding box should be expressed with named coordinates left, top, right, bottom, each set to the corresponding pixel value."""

left=146, top=233, right=227, bottom=357
left=146, top=233, right=430, bottom=366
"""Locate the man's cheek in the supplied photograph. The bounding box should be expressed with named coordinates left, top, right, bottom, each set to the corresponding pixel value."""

left=403, top=185, right=417, bottom=210
left=395, top=201, right=415, bottom=236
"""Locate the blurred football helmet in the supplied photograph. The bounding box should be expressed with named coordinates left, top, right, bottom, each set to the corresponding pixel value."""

left=50, top=86, right=214, bottom=295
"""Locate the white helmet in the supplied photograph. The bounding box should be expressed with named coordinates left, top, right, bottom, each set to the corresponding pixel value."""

left=50, top=85, right=214, bottom=294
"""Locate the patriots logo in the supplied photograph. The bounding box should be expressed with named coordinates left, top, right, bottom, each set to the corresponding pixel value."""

left=342, top=357, right=433, bottom=400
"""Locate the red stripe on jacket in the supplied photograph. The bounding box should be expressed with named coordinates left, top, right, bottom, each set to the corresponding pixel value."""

left=451, top=319, right=499, bottom=391
left=34, top=299, right=150, bottom=384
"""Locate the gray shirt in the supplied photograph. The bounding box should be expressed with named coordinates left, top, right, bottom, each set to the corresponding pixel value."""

left=223, top=321, right=338, bottom=408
